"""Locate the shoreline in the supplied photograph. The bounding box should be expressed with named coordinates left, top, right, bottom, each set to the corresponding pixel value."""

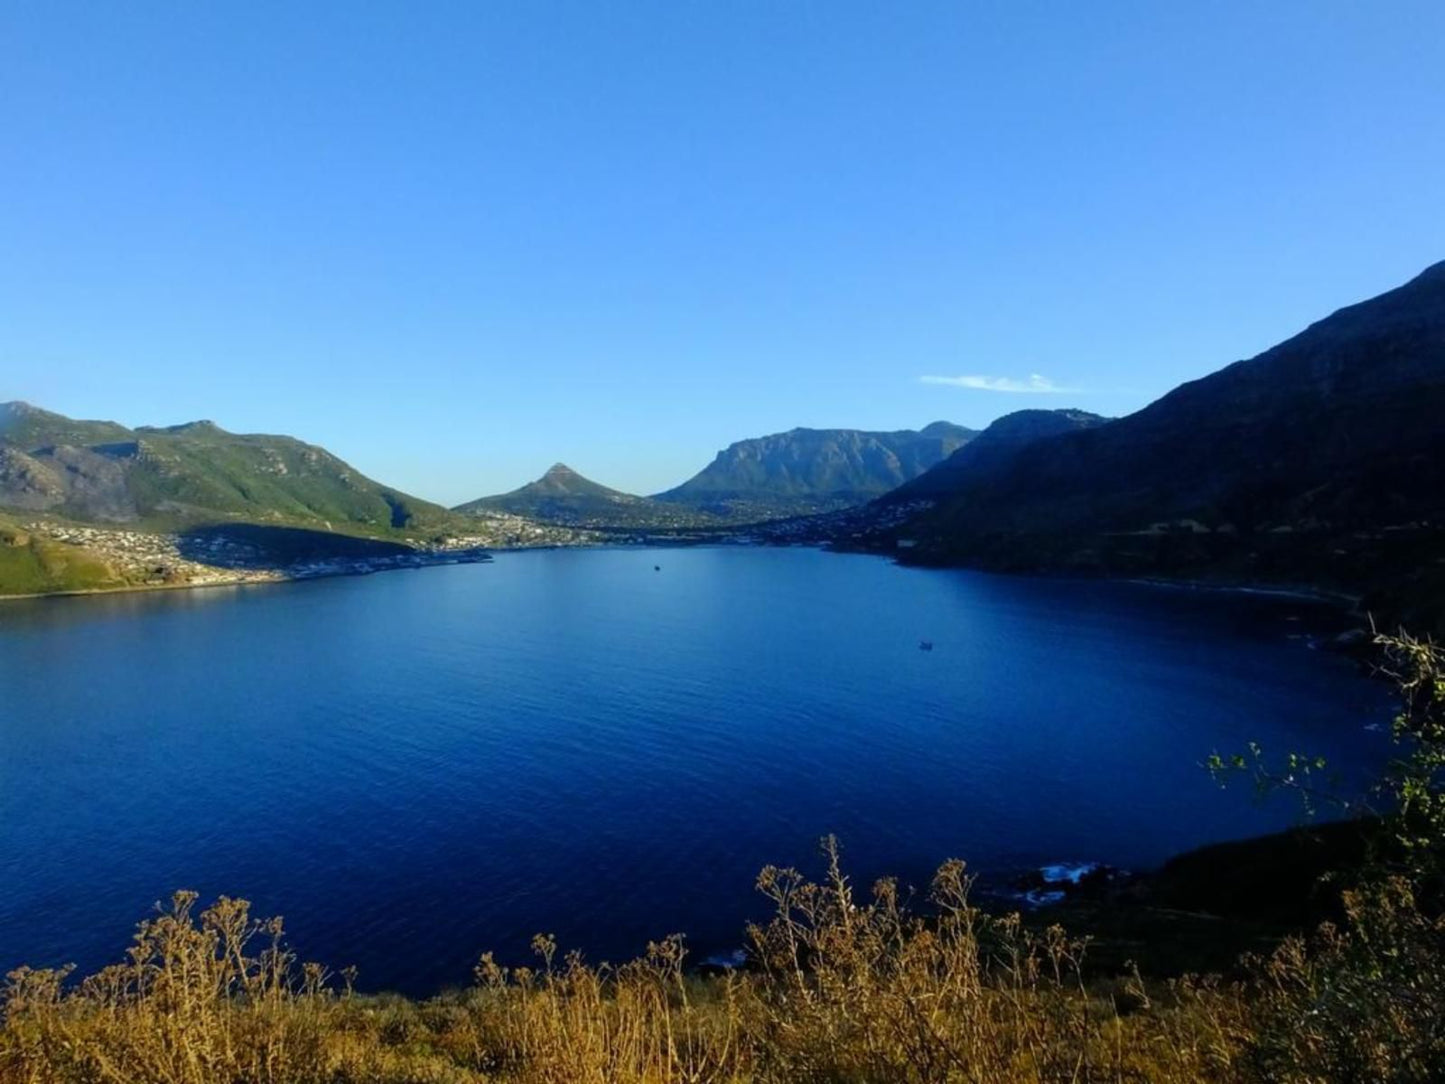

left=1116, top=574, right=1363, bottom=612
left=2, top=537, right=1373, bottom=622
left=0, top=540, right=1393, bottom=997
left=0, top=549, right=495, bottom=604
left=886, top=550, right=1369, bottom=622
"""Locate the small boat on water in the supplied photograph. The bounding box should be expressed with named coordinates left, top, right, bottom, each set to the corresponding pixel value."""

left=919, top=640, right=934, bottom=652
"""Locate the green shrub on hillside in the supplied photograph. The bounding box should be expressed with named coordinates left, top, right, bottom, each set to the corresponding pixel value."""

left=0, top=524, right=126, bottom=595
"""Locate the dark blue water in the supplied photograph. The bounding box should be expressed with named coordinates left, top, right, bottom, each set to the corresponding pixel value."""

left=0, top=547, right=1389, bottom=992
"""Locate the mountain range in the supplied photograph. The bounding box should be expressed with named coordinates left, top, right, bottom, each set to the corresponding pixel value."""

left=0, top=403, right=451, bottom=535
left=870, top=260, right=1445, bottom=629
left=651, top=421, right=976, bottom=517
left=4, top=260, right=1443, bottom=622
left=452, top=422, right=977, bottom=527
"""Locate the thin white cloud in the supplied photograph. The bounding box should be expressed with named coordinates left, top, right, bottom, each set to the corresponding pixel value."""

left=919, top=373, right=1079, bottom=394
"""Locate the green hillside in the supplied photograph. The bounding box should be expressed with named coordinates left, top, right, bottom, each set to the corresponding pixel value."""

left=456, top=463, right=725, bottom=529
left=0, top=403, right=455, bottom=536
left=656, top=421, right=975, bottom=517
left=0, top=515, right=128, bottom=595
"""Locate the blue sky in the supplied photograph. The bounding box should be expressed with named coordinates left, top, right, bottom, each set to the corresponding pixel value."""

left=3, top=2, right=1443, bottom=504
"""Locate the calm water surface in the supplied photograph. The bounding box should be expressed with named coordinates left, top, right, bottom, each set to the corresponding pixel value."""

left=0, top=547, right=1389, bottom=992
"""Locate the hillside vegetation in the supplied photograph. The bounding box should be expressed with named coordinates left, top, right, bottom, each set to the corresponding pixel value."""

left=0, top=403, right=453, bottom=536
left=655, top=422, right=976, bottom=519
left=455, top=464, right=717, bottom=530
left=0, top=516, right=127, bottom=595
left=4, top=633, right=1442, bottom=1084
left=863, top=262, right=1445, bottom=632
left=456, top=423, right=980, bottom=529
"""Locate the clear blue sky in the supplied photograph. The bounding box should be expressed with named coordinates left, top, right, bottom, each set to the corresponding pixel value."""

left=3, top=2, right=1443, bottom=504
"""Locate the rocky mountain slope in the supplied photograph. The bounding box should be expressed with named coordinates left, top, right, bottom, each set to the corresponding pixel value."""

left=655, top=421, right=975, bottom=517
left=884, top=261, right=1445, bottom=628
left=0, top=403, right=453, bottom=534
left=454, top=464, right=691, bottom=529
left=458, top=422, right=977, bottom=529
left=885, top=410, right=1109, bottom=502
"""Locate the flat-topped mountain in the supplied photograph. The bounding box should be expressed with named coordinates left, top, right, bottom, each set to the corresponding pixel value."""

left=655, top=421, right=975, bottom=517
left=0, top=403, right=451, bottom=533
left=457, top=423, right=976, bottom=529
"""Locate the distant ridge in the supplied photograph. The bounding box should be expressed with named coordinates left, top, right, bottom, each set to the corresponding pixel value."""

left=499, top=463, right=633, bottom=501
left=0, top=402, right=450, bottom=532
left=455, top=464, right=660, bottom=527
left=456, top=423, right=977, bottom=528
left=655, top=421, right=976, bottom=517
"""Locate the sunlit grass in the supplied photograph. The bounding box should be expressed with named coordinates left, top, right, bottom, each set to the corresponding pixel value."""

left=4, top=633, right=1442, bottom=1082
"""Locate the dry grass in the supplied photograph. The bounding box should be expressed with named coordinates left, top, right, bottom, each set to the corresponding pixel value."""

left=2, top=843, right=1251, bottom=1084
left=4, top=633, right=1442, bottom=1083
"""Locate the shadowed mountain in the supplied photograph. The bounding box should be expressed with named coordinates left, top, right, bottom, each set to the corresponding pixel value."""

left=885, top=410, right=1110, bottom=502
left=885, top=261, right=1445, bottom=628
left=175, top=524, right=418, bottom=567
left=655, top=421, right=976, bottom=518
left=0, top=402, right=452, bottom=533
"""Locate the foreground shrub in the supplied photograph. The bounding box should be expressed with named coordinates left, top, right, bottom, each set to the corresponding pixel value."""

left=1233, top=631, right=1445, bottom=1083
left=3, top=634, right=1441, bottom=1083
left=2, top=851, right=1248, bottom=1083
left=1245, top=877, right=1445, bottom=1083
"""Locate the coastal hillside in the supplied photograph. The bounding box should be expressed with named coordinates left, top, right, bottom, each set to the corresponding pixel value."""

left=655, top=421, right=975, bottom=518
left=0, top=513, right=128, bottom=594
left=454, top=463, right=706, bottom=529
left=0, top=402, right=453, bottom=534
left=882, top=261, right=1445, bottom=625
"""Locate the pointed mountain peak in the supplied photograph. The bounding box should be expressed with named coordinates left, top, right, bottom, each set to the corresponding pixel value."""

left=511, top=462, right=629, bottom=499
left=454, top=461, right=640, bottom=514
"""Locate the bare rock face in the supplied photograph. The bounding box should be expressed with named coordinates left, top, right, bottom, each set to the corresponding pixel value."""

left=0, top=445, right=67, bottom=511
left=0, top=443, right=140, bottom=520
left=656, top=422, right=977, bottom=511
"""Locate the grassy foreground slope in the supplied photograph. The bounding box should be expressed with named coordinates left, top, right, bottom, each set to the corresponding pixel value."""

left=4, top=635, right=1442, bottom=1084
left=0, top=516, right=128, bottom=594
